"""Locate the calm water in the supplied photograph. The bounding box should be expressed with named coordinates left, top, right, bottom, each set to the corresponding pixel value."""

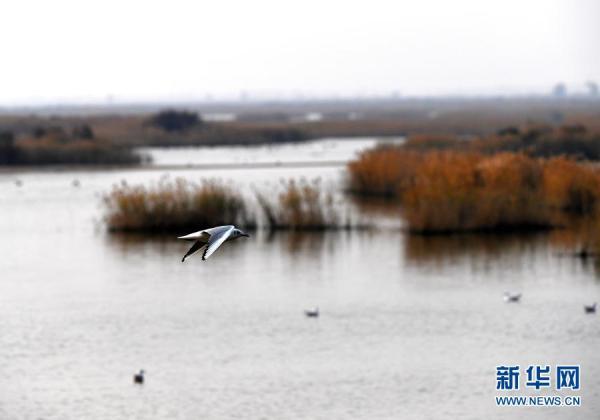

left=0, top=138, right=599, bottom=419
left=139, top=137, right=397, bottom=166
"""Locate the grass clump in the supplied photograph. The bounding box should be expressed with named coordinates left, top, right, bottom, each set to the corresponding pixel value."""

left=347, top=146, right=423, bottom=198
left=257, top=179, right=345, bottom=230
left=347, top=147, right=600, bottom=233
left=0, top=128, right=143, bottom=166
left=104, top=178, right=252, bottom=233
left=402, top=152, right=552, bottom=233
left=542, top=157, right=600, bottom=215
left=103, top=177, right=358, bottom=233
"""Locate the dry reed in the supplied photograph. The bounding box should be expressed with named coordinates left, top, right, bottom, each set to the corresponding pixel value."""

left=104, top=178, right=357, bottom=233
left=347, top=146, right=423, bottom=198
left=104, top=178, right=252, bottom=233
left=347, top=146, right=600, bottom=233
left=402, top=152, right=552, bottom=232
left=257, top=179, right=344, bottom=230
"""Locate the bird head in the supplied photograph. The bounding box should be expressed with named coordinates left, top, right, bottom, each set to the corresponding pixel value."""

left=234, top=228, right=250, bottom=238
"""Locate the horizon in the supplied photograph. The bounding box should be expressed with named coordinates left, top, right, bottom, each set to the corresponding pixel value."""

left=1, top=91, right=599, bottom=113
left=1, top=0, right=598, bottom=106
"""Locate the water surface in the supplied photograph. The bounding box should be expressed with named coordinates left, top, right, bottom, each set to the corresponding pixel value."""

left=0, top=138, right=598, bottom=419
left=139, top=137, right=400, bottom=166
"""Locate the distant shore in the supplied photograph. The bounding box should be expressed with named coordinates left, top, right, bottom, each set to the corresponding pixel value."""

left=2, top=97, right=600, bottom=146
left=0, top=159, right=348, bottom=174
left=2, top=98, right=600, bottom=169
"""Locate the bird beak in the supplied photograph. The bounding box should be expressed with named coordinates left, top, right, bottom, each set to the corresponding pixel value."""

left=243, top=233, right=250, bottom=237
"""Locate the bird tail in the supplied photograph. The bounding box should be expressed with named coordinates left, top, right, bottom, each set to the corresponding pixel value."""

left=181, top=240, right=205, bottom=262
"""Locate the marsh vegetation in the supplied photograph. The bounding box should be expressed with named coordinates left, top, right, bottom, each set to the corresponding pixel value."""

left=347, top=129, right=600, bottom=234
left=0, top=127, right=142, bottom=165
left=104, top=178, right=351, bottom=233
left=402, top=124, right=600, bottom=160
left=3, top=98, right=600, bottom=166
left=256, top=179, right=348, bottom=230
left=104, top=179, right=252, bottom=233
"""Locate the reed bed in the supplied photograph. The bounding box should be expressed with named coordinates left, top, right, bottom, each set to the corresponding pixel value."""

left=402, top=152, right=553, bottom=232
left=104, top=179, right=252, bottom=233
left=347, top=147, right=600, bottom=233
left=400, top=124, right=600, bottom=160
left=0, top=129, right=143, bottom=166
left=542, top=157, right=600, bottom=214
left=16, top=137, right=143, bottom=165
left=104, top=178, right=356, bottom=233
left=257, top=179, right=346, bottom=230
left=347, top=146, right=424, bottom=198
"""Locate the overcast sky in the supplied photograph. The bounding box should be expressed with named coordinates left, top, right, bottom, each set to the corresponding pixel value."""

left=1, top=0, right=598, bottom=104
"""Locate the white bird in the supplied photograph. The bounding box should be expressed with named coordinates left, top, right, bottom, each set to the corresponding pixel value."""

left=178, top=225, right=249, bottom=262
left=304, top=307, right=319, bottom=317
left=504, top=292, right=522, bottom=303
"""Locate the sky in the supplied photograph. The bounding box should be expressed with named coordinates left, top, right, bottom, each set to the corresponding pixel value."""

left=0, top=0, right=599, bottom=105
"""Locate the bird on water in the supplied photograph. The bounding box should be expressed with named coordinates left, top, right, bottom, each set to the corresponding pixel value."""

left=504, top=292, right=522, bottom=303
left=133, top=369, right=145, bottom=384
left=304, top=307, right=319, bottom=317
left=178, top=225, right=249, bottom=261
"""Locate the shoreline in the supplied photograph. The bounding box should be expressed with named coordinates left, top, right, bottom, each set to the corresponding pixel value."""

left=0, top=160, right=348, bottom=174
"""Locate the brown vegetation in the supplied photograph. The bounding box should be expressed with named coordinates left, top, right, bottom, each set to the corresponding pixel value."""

left=347, top=146, right=423, bottom=197
left=104, top=178, right=354, bottom=233
left=104, top=179, right=252, bottom=233
left=96, top=116, right=309, bottom=147
left=3, top=100, right=599, bottom=165
left=0, top=127, right=142, bottom=165
left=142, top=123, right=308, bottom=147
left=3, top=98, right=600, bottom=152
left=16, top=137, right=143, bottom=165
left=542, top=157, right=600, bottom=215
left=401, top=124, right=600, bottom=160
left=347, top=147, right=600, bottom=233
left=402, top=152, right=553, bottom=232
left=257, top=179, right=345, bottom=230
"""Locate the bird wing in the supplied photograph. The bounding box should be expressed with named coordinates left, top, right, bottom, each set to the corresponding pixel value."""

left=181, top=240, right=206, bottom=262
left=178, top=229, right=210, bottom=241
left=202, top=225, right=234, bottom=236
left=178, top=225, right=233, bottom=241
left=202, top=225, right=235, bottom=260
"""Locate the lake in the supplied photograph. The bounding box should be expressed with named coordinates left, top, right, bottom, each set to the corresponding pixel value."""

left=0, top=138, right=598, bottom=419
left=138, top=137, right=386, bottom=166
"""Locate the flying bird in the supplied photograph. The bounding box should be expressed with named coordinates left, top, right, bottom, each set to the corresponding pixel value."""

left=178, top=225, right=249, bottom=261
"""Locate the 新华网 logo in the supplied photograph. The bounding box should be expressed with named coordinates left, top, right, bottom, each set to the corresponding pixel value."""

left=495, top=364, right=581, bottom=407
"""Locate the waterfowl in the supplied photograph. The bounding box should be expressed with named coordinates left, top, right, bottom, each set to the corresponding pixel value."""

left=504, top=292, right=522, bottom=303
left=178, top=225, right=249, bottom=261
left=133, top=369, right=145, bottom=384
left=304, top=307, right=319, bottom=317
